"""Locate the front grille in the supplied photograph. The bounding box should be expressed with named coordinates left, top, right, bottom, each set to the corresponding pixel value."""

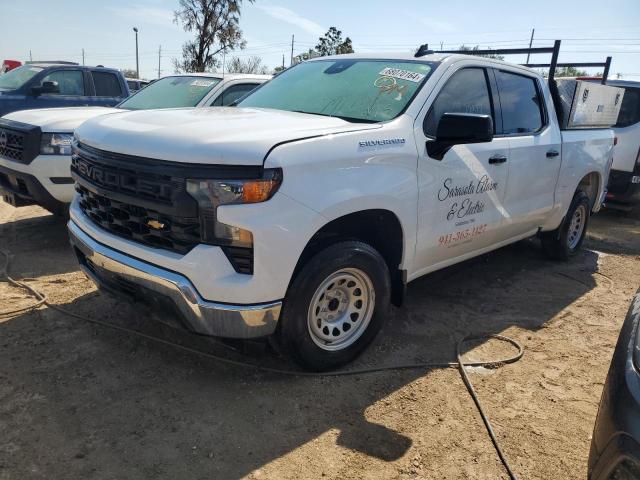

left=76, top=184, right=201, bottom=254
left=0, top=119, right=41, bottom=164
left=0, top=130, right=25, bottom=160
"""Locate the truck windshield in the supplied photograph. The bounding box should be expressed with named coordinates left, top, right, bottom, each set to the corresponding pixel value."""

left=119, top=76, right=222, bottom=110
left=0, top=65, right=43, bottom=90
left=238, top=59, right=435, bottom=122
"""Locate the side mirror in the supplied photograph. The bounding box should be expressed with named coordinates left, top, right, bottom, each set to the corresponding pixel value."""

left=426, top=113, right=493, bottom=160
left=32, top=80, right=60, bottom=96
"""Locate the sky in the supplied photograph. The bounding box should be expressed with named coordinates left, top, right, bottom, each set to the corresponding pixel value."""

left=1, top=0, right=639, bottom=81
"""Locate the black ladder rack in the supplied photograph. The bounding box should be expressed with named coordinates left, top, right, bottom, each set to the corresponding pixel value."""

left=417, top=40, right=612, bottom=85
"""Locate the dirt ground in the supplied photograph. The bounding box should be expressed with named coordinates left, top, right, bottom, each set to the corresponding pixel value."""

left=0, top=200, right=639, bottom=480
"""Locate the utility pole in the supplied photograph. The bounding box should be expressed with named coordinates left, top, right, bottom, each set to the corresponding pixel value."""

left=440, top=41, right=443, bottom=51
left=82, top=49, right=85, bottom=66
left=526, top=28, right=535, bottom=63
left=290, top=34, right=295, bottom=66
left=282, top=54, right=285, bottom=69
left=29, top=50, right=32, bottom=62
left=133, top=27, right=139, bottom=78
left=157, top=45, right=161, bottom=78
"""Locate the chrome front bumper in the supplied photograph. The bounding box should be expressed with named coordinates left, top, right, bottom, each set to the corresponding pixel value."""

left=68, top=220, right=281, bottom=338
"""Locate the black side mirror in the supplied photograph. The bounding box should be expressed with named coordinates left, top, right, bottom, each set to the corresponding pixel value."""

left=426, top=113, right=493, bottom=160
left=32, top=80, right=60, bottom=96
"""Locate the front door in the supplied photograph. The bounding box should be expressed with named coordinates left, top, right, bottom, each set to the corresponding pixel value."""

left=413, top=66, right=510, bottom=276
left=27, top=69, right=90, bottom=109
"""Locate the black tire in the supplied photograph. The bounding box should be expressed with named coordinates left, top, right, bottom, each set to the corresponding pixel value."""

left=541, top=190, right=591, bottom=260
left=277, top=241, right=391, bottom=371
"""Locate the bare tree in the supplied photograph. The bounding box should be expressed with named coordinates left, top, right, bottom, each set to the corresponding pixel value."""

left=173, top=0, right=253, bottom=73
left=120, top=68, right=138, bottom=79
left=226, top=55, right=269, bottom=74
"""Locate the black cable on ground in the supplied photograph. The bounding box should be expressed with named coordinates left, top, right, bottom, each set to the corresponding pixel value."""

left=0, top=248, right=520, bottom=479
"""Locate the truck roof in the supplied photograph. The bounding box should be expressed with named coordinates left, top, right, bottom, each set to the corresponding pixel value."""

left=308, top=52, right=543, bottom=77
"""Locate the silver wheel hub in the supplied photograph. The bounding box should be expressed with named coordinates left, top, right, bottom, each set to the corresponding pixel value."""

left=567, top=204, right=586, bottom=249
left=307, top=268, right=375, bottom=351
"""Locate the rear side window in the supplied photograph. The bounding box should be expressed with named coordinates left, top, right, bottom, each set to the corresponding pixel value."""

left=615, top=87, right=640, bottom=127
left=424, top=68, right=492, bottom=136
left=93, top=72, right=123, bottom=97
left=40, top=70, right=84, bottom=96
left=495, top=71, right=544, bottom=134
left=210, top=83, right=259, bottom=106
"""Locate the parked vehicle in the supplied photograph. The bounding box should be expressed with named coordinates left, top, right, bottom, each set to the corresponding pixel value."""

left=126, top=78, right=150, bottom=93
left=1, top=60, right=21, bottom=75
left=67, top=44, right=616, bottom=370
left=0, top=63, right=130, bottom=117
left=0, top=73, right=270, bottom=215
left=589, top=288, right=640, bottom=479
left=604, top=80, right=640, bottom=207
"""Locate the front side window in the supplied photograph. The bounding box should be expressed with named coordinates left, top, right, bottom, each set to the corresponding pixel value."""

left=238, top=59, right=436, bottom=122
left=0, top=65, right=43, bottom=90
left=424, top=68, right=492, bottom=136
left=211, top=83, right=259, bottom=106
left=119, top=76, right=221, bottom=110
left=495, top=70, right=544, bottom=134
left=615, top=86, right=640, bottom=128
left=40, top=70, right=85, bottom=96
left=93, top=72, right=123, bottom=97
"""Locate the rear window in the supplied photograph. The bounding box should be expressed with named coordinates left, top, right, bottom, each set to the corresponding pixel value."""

left=93, top=72, right=123, bottom=97
left=119, top=76, right=221, bottom=110
left=615, top=87, right=640, bottom=128
left=495, top=71, right=544, bottom=134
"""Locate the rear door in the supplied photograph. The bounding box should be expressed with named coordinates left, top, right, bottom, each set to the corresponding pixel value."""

left=493, top=68, right=561, bottom=237
left=91, top=71, right=127, bottom=107
left=413, top=65, right=510, bottom=274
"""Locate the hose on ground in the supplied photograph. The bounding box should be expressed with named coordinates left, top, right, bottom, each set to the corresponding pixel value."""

left=0, top=248, right=521, bottom=479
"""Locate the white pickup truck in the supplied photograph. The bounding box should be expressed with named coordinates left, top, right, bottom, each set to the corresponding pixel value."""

left=67, top=50, right=615, bottom=370
left=0, top=73, right=270, bottom=215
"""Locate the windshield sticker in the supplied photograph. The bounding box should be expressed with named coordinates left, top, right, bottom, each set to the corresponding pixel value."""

left=374, top=76, right=408, bottom=101
left=190, top=79, right=215, bottom=87
left=378, top=67, right=425, bottom=83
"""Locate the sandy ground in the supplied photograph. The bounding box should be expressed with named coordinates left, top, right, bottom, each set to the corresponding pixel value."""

left=0, top=200, right=639, bottom=480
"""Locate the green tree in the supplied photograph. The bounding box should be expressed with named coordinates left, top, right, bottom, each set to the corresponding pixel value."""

left=173, top=0, right=253, bottom=73
left=554, top=66, right=589, bottom=77
left=458, top=45, right=504, bottom=61
left=315, top=27, right=354, bottom=56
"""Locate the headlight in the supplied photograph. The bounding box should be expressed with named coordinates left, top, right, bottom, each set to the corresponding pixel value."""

left=40, top=133, right=73, bottom=155
left=186, top=168, right=282, bottom=248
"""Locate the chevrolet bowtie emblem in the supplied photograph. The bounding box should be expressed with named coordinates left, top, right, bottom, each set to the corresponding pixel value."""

left=147, top=219, right=166, bottom=230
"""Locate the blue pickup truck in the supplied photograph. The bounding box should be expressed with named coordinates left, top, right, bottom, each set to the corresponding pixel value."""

left=0, top=62, right=130, bottom=116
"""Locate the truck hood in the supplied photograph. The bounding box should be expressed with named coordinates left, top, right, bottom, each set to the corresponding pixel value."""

left=3, top=106, right=121, bottom=131
left=75, top=107, right=381, bottom=165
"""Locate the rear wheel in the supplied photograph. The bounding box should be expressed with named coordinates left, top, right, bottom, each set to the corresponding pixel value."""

left=278, top=241, right=390, bottom=371
left=542, top=190, right=590, bottom=260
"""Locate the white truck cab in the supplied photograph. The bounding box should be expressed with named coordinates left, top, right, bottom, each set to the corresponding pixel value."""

left=67, top=48, right=616, bottom=370
left=0, top=73, right=270, bottom=215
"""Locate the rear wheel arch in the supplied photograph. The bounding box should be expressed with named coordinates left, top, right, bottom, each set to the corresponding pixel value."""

left=577, top=171, right=602, bottom=210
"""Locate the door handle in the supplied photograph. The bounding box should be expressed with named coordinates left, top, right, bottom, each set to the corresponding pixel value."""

left=546, top=150, right=560, bottom=158
left=488, top=155, right=507, bottom=164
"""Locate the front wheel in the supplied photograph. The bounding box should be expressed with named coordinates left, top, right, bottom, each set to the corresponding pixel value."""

left=541, top=190, right=591, bottom=260
left=277, top=241, right=391, bottom=371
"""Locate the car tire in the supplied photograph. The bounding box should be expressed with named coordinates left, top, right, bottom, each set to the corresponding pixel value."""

left=541, top=190, right=591, bottom=260
left=277, top=241, right=391, bottom=371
